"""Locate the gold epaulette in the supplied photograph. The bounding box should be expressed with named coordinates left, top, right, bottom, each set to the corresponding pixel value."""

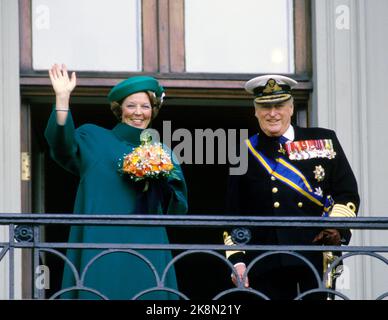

left=223, top=231, right=245, bottom=259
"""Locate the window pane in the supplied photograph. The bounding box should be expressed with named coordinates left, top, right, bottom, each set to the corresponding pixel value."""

left=185, top=0, right=294, bottom=73
left=32, top=0, right=142, bottom=72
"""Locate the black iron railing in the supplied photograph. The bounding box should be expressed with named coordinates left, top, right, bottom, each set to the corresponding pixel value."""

left=1, top=214, right=387, bottom=300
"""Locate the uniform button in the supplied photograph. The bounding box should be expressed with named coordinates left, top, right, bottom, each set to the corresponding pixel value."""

left=298, top=202, right=303, bottom=208
left=271, top=176, right=276, bottom=181
left=274, top=202, right=280, bottom=208
left=272, top=187, right=278, bottom=193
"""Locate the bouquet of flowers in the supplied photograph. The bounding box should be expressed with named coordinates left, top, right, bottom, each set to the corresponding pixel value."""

left=118, top=132, right=174, bottom=184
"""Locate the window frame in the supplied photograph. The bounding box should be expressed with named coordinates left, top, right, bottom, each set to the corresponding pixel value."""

left=18, top=0, right=312, bottom=299
left=19, top=0, right=312, bottom=102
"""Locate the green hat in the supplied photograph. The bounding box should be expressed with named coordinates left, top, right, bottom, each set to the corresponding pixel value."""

left=107, top=76, right=165, bottom=103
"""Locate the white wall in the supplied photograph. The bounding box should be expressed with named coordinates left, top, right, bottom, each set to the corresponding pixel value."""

left=1, top=0, right=388, bottom=300
left=362, top=0, right=388, bottom=299
left=312, top=0, right=388, bottom=299
left=0, top=0, right=22, bottom=299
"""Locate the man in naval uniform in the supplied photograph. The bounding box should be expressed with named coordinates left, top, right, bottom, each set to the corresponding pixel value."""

left=223, top=75, right=360, bottom=300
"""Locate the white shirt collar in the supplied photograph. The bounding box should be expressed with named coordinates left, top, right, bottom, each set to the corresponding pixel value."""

left=283, top=125, right=295, bottom=141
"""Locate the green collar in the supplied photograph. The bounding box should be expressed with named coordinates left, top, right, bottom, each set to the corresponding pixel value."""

left=112, top=123, right=142, bottom=146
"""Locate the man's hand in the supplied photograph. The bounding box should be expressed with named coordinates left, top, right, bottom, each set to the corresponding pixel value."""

left=231, top=263, right=249, bottom=288
left=312, top=228, right=342, bottom=245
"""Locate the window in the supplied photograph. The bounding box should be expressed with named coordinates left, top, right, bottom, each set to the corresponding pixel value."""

left=21, top=0, right=311, bottom=91
left=32, top=0, right=142, bottom=71
left=185, top=0, right=294, bottom=73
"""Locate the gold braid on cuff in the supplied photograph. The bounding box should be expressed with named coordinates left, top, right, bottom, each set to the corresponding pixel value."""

left=330, top=203, right=357, bottom=217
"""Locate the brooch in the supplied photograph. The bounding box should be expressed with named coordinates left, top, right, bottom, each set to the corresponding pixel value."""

left=313, top=165, right=325, bottom=182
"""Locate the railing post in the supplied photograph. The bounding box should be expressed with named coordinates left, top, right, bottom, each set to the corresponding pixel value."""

left=33, top=225, right=43, bottom=299
left=8, top=224, right=15, bottom=299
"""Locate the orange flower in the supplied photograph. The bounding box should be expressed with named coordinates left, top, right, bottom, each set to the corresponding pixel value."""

left=119, top=142, right=174, bottom=181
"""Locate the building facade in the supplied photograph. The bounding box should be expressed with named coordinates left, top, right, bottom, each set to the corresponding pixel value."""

left=0, top=0, right=387, bottom=299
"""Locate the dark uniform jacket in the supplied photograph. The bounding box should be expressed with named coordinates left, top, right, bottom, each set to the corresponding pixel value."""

left=226, top=126, right=360, bottom=274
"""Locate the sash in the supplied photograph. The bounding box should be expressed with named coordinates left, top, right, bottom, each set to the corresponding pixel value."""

left=246, top=134, right=334, bottom=212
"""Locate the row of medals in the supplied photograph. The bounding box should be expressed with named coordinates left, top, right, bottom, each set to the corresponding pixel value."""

left=278, top=139, right=337, bottom=161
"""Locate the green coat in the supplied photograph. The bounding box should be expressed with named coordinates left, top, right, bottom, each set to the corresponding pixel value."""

left=45, top=110, right=188, bottom=300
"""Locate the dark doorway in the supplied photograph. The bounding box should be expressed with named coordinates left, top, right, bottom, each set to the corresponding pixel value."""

left=30, top=97, right=306, bottom=299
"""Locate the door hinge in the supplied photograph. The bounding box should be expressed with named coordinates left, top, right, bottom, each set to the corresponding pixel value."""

left=21, top=152, right=31, bottom=181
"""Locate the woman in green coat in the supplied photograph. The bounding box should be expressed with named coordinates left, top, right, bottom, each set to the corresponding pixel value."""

left=45, top=64, right=188, bottom=300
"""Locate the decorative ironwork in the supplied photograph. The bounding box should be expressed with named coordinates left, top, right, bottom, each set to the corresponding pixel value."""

left=14, top=224, right=34, bottom=242
left=231, top=227, right=251, bottom=244
left=0, top=214, right=387, bottom=300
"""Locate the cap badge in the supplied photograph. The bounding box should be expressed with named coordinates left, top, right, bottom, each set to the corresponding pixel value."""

left=263, top=79, right=283, bottom=94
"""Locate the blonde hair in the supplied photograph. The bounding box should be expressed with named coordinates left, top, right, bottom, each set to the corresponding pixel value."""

left=110, top=91, right=162, bottom=121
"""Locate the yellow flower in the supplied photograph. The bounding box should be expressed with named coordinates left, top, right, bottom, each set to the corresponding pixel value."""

left=119, top=142, right=174, bottom=181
